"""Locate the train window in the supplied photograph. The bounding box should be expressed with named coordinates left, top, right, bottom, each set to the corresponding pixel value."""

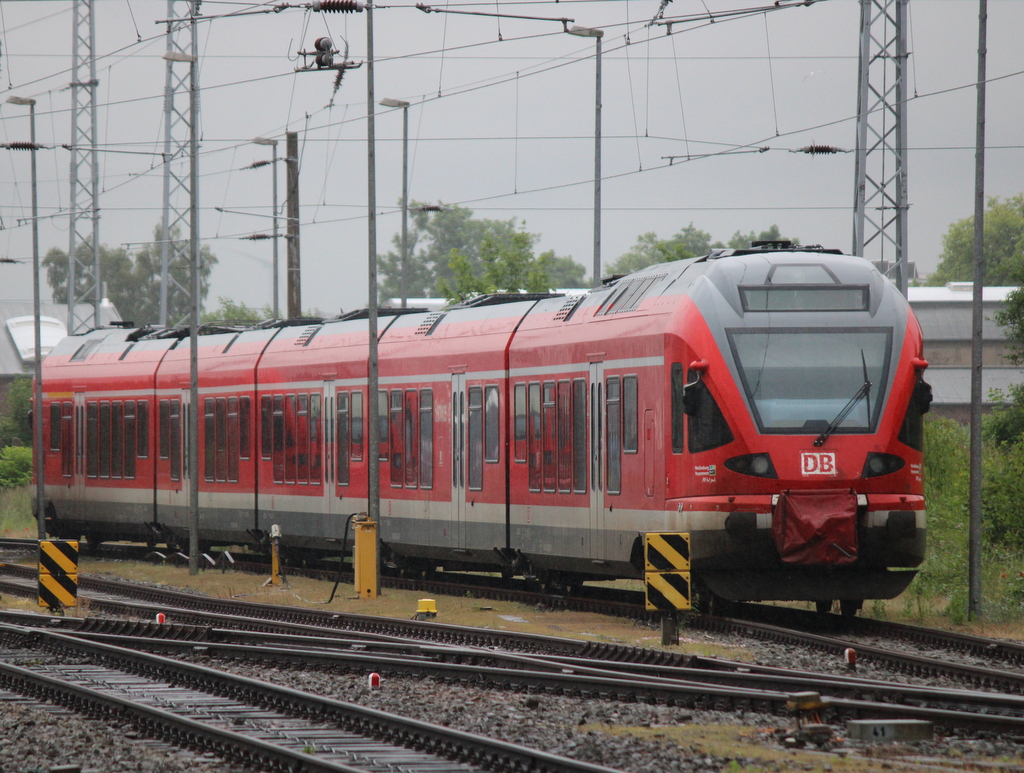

left=309, top=394, right=321, bottom=485
left=228, top=397, right=240, bottom=483
left=285, top=394, right=297, bottom=484
left=61, top=402, right=73, bottom=478
left=272, top=395, right=284, bottom=483
left=216, top=397, right=228, bottom=483
left=297, top=394, right=309, bottom=485
left=111, top=402, right=123, bottom=479
left=351, top=391, right=364, bottom=461
left=261, top=396, right=273, bottom=460
left=623, top=376, right=638, bottom=454
left=419, top=389, right=433, bottom=489
left=378, top=391, right=389, bottom=462
left=606, top=378, right=621, bottom=494
left=468, top=386, right=483, bottom=491
left=405, top=389, right=418, bottom=489
left=159, top=400, right=170, bottom=459
left=484, top=385, right=499, bottom=464
left=390, top=390, right=404, bottom=486
left=573, top=379, right=587, bottom=493
left=86, top=401, right=98, bottom=478
left=336, top=391, right=350, bottom=486
left=528, top=383, right=541, bottom=492
left=239, top=397, right=251, bottom=461
left=542, top=382, right=556, bottom=493
left=686, top=370, right=735, bottom=454
left=557, top=381, right=571, bottom=493
left=670, top=363, right=685, bottom=454
left=49, top=403, right=61, bottom=451
left=204, top=398, right=216, bottom=481
left=124, top=402, right=136, bottom=479
left=169, top=400, right=181, bottom=482
left=740, top=285, right=869, bottom=313
left=137, top=401, right=149, bottom=459
left=728, top=328, right=891, bottom=434
left=513, top=383, right=527, bottom=463
left=99, top=401, right=111, bottom=479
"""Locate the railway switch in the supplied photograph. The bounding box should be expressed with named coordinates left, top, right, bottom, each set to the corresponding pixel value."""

left=353, top=515, right=378, bottom=599
left=37, top=539, right=79, bottom=611
left=643, top=532, right=691, bottom=611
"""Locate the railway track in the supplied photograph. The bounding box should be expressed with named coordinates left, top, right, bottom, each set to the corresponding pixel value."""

left=0, top=620, right=622, bottom=773
left=6, top=565, right=1024, bottom=737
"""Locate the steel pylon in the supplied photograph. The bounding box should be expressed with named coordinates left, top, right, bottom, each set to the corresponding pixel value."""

left=68, top=0, right=101, bottom=332
left=852, top=0, right=909, bottom=296
left=159, top=0, right=200, bottom=326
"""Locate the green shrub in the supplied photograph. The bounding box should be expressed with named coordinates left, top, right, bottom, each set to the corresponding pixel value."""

left=0, top=446, right=32, bottom=491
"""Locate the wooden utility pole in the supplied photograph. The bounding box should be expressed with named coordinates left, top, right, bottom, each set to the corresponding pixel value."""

left=286, top=131, right=301, bottom=319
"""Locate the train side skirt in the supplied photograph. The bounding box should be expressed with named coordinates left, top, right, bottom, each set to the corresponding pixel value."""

left=644, top=532, right=691, bottom=611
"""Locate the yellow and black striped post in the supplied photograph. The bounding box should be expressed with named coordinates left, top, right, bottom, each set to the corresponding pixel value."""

left=38, top=539, right=79, bottom=611
left=644, top=532, right=691, bottom=612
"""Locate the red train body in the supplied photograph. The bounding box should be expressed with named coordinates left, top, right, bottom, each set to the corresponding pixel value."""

left=39, top=245, right=929, bottom=610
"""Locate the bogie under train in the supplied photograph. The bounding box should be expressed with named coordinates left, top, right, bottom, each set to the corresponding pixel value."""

left=40, top=244, right=930, bottom=611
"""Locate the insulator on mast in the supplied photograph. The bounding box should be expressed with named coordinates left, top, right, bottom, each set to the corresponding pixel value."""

left=313, top=0, right=365, bottom=12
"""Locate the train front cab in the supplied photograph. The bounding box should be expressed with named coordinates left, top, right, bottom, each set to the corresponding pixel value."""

left=666, top=252, right=928, bottom=607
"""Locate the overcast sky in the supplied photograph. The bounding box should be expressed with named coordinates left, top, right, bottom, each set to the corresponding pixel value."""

left=1, top=0, right=1023, bottom=319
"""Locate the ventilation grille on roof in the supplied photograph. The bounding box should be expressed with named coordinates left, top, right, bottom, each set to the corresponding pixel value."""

left=554, top=293, right=586, bottom=321
left=295, top=324, right=322, bottom=346
left=416, top=311, right=445, bottom=336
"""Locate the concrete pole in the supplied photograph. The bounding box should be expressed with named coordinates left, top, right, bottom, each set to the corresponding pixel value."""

left=188, top=8, right=201, bottom=576
left=366, top=1, right=381, bottom=596
left=968, top=0, right=988, bottom=619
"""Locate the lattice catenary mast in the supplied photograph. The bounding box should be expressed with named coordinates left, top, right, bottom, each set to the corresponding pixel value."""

left=159, top=0, right=200, bottom=326
left=852, top=0, right=909, bottom=297
left=68, top=0, right=102, bottom=332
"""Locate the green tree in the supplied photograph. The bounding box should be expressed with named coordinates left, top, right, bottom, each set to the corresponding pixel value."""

left=203, top=297, right=273, bottom=325
left=0, top=378, right=32, bottom=448
left=437, top=232, right=553, bottom=302
left=43, top=224, right=218, bottom=326
left=378, top=203, right=578, bottom=299
left=928, top=194, right=1024, bottom=286
left=726, top=224, right=799, bottom=250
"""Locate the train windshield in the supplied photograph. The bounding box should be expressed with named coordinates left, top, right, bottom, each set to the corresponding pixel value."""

left=727, top=327, right=892, bottom=434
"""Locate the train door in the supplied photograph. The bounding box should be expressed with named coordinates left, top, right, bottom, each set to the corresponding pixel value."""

left=322, top=380, right=335, bottom=520
left=70, top=391, right=86, bottom=522
left=450, top=373, right=466, bottom=549
left=588, top=363, right=606, bottom=558
left=166, top=390, right=189, bottom=521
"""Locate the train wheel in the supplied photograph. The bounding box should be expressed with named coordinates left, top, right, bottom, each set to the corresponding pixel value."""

left=840, top=599, right=863, bottom=618
left=815, top=600, right=834, bottom=615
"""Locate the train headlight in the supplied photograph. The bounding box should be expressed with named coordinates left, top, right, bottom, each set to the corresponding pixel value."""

left=862, top=452, right=905, bottom=478
left=724, top=453, right=778, bottom=479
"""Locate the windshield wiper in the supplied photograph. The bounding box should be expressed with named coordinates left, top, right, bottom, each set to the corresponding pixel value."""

left=814, top=351, right=872, bottom=447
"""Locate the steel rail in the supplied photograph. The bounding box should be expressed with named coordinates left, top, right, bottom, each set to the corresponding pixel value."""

left=60, top=628, right=1024, bottom=731
left=1, top=622, right=625, bottom=773
left=0, top=659, right=390, bottom=773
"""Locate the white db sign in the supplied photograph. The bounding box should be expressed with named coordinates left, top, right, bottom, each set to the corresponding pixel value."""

left=801, top=451, right=837, bottom=476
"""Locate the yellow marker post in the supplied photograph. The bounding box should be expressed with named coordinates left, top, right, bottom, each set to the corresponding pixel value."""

left=38, top=539, right=79, bottom=611
left=262, top=524, right=289, bottom=588
left=353, top=515, right=378, bottom=599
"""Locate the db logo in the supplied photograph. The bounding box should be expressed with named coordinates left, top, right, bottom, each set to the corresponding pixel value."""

left=801, top=451, right=837, bottom=476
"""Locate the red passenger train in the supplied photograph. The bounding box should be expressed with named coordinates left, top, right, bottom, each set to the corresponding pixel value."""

left=39, top=243, right=930, bottom=612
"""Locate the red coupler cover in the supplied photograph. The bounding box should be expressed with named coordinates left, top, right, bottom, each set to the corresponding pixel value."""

left=772, top=489, right=858, bottom=565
